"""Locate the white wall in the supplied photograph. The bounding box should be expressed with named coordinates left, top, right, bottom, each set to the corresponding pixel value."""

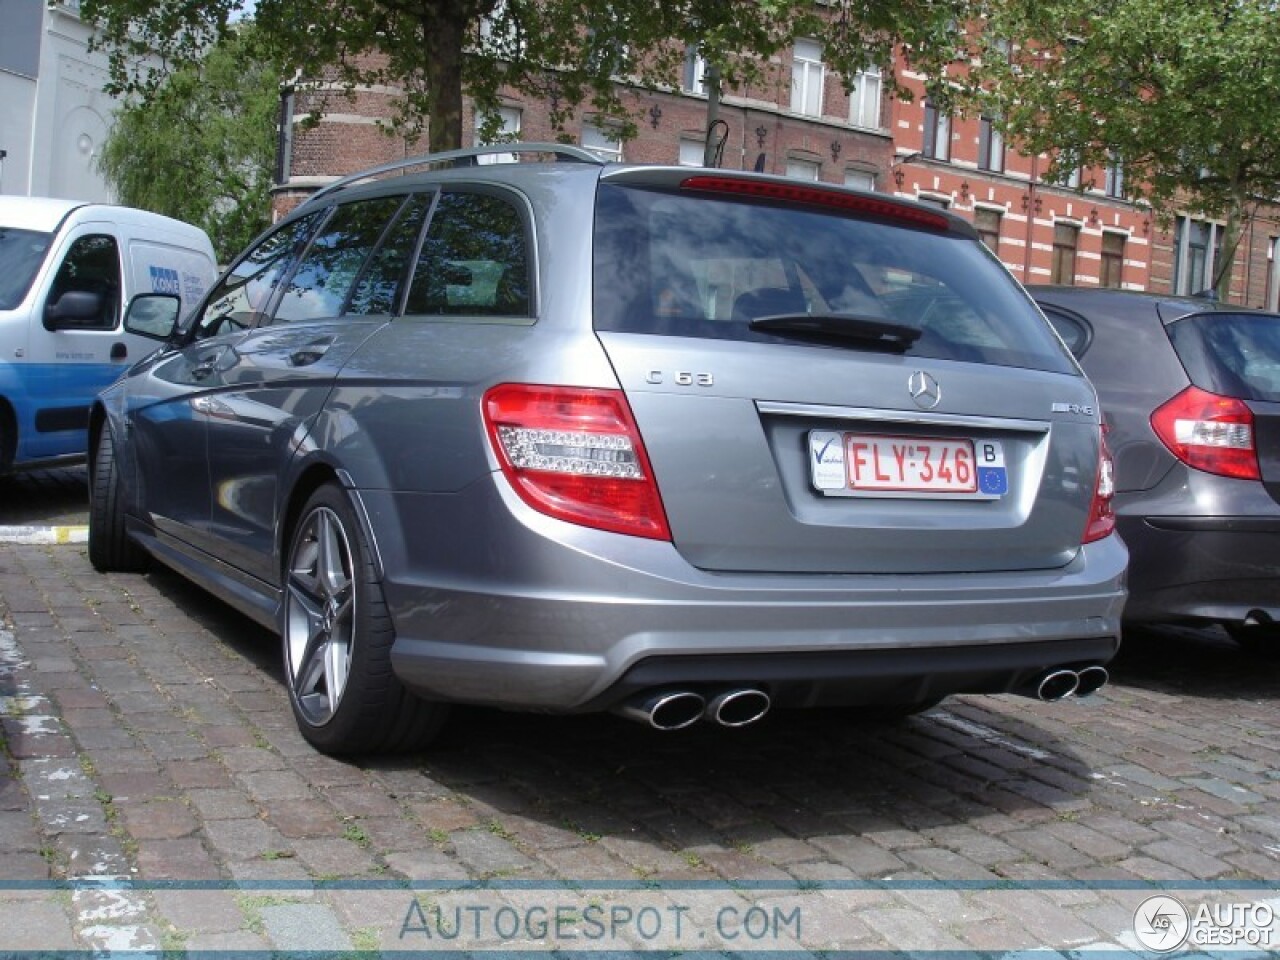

left=1, top=0, right=118, bottom=202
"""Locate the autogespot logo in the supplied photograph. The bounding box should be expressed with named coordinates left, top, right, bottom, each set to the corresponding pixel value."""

left=1134, top=895, right=1190, bottom=952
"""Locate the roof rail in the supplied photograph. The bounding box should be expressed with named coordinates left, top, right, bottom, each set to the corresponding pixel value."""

left=301, top=142, right=605, bottom=207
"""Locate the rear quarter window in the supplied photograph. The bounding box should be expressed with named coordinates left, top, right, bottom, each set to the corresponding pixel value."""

left=592, top=183, right=1073, bottom=374
left=1167, top=312, right=1280, bottom=401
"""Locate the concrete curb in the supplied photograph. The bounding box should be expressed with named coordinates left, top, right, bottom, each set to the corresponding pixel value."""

left=0, top=525, right=89, bottom=545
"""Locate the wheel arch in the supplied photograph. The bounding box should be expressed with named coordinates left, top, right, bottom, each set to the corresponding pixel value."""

left=0, top=395, right=15, bottom=473
left=280, top=462, right=386, bottom=584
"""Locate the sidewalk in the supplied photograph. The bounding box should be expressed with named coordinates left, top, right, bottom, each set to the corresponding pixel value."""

left=2, top=540, right=1279, bottom=954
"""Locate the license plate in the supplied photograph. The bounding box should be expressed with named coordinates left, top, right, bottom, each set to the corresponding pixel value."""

left=809, top=430, right=1008, bottom=498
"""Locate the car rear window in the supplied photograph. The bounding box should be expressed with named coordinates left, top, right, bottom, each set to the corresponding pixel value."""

left=1167, top=311, right=1280, bottom=402
left=592, top=183, right=1074, bottom=374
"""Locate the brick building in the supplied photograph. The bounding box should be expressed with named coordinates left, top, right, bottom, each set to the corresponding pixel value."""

left=273, top=38, right=1280, bottom=308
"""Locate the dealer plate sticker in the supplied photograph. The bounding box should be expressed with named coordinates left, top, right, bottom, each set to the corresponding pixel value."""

left=809, top=430, right=1007, bottom=499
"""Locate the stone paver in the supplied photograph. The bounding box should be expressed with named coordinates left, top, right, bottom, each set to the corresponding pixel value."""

left=1, top=526, right=1280, bottom=954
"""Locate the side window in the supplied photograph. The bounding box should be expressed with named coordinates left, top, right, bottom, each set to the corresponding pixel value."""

left=194, top=214, right=320, bottom=339
left=347, top=194, right=433, bottom=316
left=405, top=191, right=531, bottom=317
left=273, top=195, right=406, bottom=324
left=1039, top=305, right=1091, bottom=358
left=47, top=234, right=122, bottom=330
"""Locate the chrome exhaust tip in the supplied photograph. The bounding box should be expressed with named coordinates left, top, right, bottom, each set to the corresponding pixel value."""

left=1074, top=665, right=1109, bottom=697
left=613, top=691, right=706, bottom=731
left=705, top=689, right=771, bottom=727
left=1037, top=669, right=1080, bottom=702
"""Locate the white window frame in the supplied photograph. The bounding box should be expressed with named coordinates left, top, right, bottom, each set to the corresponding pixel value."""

left=923, top=99, right=950, bottom=161
left=476, top=106, right=522, bottom=165
left=582, top=122, right=623, bottom=162
left=786, top=158, right=821, bottom=181
left=843, top=169, right=875, bottom=191
left=678, top=137, right=705, bottom=167
left=790, top=39, right=825, bottom=118
left=684, top=46, right=707, bottom=95
left=1174, top=215, right=1221, bottom=296
left=849, top=66, right=882, bottom=129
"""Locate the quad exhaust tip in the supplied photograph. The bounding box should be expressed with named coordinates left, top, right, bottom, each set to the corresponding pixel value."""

left=614, top=688, right=771, bottom=730
left=1031, top=664, right=1110, bottom=701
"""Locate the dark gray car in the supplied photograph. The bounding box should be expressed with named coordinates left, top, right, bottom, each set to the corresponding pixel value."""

left=1033, top=285, right=1280, bottom=652
left=88, top=145, right=1126, bottom=753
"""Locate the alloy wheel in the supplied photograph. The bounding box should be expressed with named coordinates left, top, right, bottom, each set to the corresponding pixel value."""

left=285, top=506, right=356, bottom=726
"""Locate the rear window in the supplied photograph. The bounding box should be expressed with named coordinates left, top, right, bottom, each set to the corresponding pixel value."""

left=0, top=226, right=53, bottom=310
left=593, top=184, right=1074, bottom=374
left=1167, top=312, right=1280, bottom=402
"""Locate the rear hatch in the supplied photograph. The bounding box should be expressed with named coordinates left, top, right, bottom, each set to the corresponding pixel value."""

left=591, top=171, right=1100, bottom=575
left=1161, top=307, right=1280, bottom=500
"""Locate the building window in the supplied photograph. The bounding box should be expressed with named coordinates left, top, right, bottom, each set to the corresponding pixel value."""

left=922, top=99, right=950, bottom=161
left=1051, top=222, right=1080, bottom=284
left=582, top=122, right=622, bottom=162
left=917, top=194, right=950, bottom=210
left=1100, top=231, right=1125, bottom=288
left=1104, top=156, right=1125, bottom=199
left=790, top=39, right=825, bottom=117
left=978, top=117, right=1003, bottom=173
left=476, top=106, right=522, bottom=164
left=974, top=208, right=1001, bottom=253
left=678, top=137, right=704, bottom=167
left=849, top=66, right=882, bottom=129
left=786, top=158, right=821, bottom=181
left=1173, top=216, right=1225, bottom=296
left=844, top=169, right=875, bottom=191
left=683, top=46, right=707, bottom=94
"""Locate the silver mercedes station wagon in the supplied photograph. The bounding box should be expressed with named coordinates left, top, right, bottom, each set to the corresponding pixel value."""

left=89, top=144, right=1127, bottom=753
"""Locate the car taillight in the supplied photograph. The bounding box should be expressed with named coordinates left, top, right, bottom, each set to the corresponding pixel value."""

left=1083, top=428, right=1116, bottom=544
left=1150, top=385, right=1260, bottom=480
left=482, top=384, right=671, bottom=541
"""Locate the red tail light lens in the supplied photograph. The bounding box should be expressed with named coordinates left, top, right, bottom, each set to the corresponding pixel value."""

left=1083, top=428, right=1116, bottom=544
left=483, top=384, right=671, bottom=541
left=1150, top=385, right=1260, bottom=480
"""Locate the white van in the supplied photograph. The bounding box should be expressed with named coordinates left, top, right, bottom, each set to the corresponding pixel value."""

left=0, top=197, right=217, bottom=473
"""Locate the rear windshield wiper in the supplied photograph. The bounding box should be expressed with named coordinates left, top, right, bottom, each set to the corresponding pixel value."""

left=749, top=313, right=923, bottom=352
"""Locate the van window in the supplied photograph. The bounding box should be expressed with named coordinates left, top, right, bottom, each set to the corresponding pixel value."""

left=194, top=213, right=320, bottom=338
left=0, top=227, right=53, bottom=310
left=47, top=234, right=122, bottom=330
left=405, top=191, right=531, bottom=317
left=274, top=195, right=407, bottom=324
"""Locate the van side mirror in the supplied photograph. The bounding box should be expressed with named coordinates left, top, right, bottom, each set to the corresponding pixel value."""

left=124, top=292, right=182, bottom=340
left=44, top=290, right=105, bottom=331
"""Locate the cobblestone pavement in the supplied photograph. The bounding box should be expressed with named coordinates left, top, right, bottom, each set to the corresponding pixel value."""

left=2, top=539, right=1280, bottom=955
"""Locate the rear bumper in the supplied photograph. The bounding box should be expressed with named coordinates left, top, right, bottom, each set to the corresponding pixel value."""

left=370, top=481, right=1127, bottom=711
left=1121, top=514, right=1280, bottom=623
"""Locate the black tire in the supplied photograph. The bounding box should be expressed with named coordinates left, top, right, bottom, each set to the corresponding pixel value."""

left=88, top=421, right=147, bottom=573
left=1225, top=623, right=1280, bottom=659
left=282, top=483, right=447, bottom=754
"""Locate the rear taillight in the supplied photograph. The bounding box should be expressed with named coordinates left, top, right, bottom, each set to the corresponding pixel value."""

left=483, top=384, right=671, bottom=541
left=1150, top=385, right=1260, bottom=480
left=1083, top=428, right=1116, bottom=544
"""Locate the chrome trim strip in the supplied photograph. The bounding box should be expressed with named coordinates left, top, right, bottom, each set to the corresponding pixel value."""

left=755, top=400, right=1050, bottom=433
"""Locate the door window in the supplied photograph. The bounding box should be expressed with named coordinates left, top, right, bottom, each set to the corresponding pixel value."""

left=193, top=213, right=320, bottom=339
left=347, top=194, right=433, bottom=316
left=273, top=195, right=407, bottom=324
left=405, top=191, right=531, bottom=317
left=47, top=234, right=122, bottom=330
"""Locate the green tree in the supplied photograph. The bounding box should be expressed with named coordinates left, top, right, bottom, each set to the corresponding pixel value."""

left=97, top=26, right=279, bottom=261
left=83, top=0, right=981, bottom=158
left=977, top=0, right=1280, bottom=299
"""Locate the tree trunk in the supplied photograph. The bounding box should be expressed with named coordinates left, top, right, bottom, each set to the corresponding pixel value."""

left=1213, top=192, right=1247, bottom=302
left=702, top=62, right=722, bottom=168
left=424, top=1, right=466, bottom=152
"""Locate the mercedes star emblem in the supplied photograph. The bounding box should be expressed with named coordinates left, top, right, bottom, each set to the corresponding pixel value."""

left=908, top=370, right=941, bottom=410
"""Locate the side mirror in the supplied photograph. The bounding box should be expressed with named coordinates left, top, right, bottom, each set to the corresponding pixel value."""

left=124, top=292, right=182, bottom=340
left=43, top=290, right=104, bottom=331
